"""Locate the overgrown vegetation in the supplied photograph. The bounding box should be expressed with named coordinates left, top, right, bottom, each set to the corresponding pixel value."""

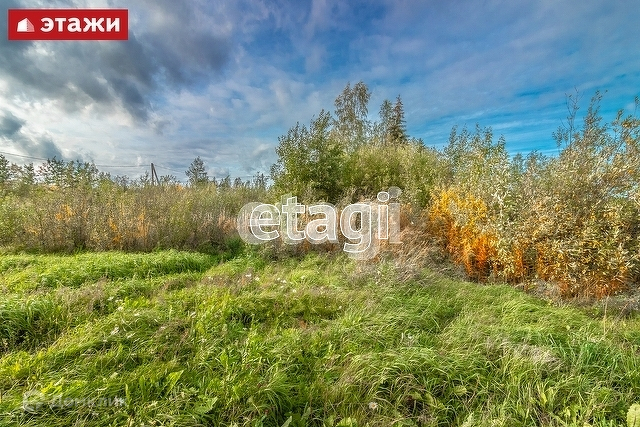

left=1, top=250, right=639, bottom=426
left=425, top=93, right=640, bottom=298
left=2, top=83, right=640, bottom=426
left=2, top=83, right=640, bottom=299
left=269, top=85, right=640, bottom=298
left=0, top=157, right=266, bottom=253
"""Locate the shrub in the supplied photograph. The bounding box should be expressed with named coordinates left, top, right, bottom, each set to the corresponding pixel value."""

left=425, top=93, right=640, bottom=297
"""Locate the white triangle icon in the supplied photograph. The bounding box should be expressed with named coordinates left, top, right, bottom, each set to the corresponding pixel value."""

left=17, top=18, right=35, bottom=33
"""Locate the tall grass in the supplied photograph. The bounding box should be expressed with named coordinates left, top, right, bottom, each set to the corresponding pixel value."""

left=0, top=167, right=264, bottom=253
left=0, top=250, right=639, bottom=426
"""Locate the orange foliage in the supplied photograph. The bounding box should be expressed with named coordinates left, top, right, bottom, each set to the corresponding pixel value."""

left=54, top=204, right=73, bottom=222
left=108, top=218, right=122, bottom=247
left=427, top=188, right=497, bottom=281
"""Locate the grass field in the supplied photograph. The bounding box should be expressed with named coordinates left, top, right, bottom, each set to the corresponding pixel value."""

left=1, top=249, right=639, bottom=426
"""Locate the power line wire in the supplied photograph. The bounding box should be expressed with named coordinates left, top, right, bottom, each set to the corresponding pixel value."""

left=0, top=150, right=144, bottom=168
left=0, top=151, right=49, bottom=162
left=94, top=164, right=142, bottom=168
left=153, top=164, right=185, bottom=175
left=0, top=151, right=260, bottom=178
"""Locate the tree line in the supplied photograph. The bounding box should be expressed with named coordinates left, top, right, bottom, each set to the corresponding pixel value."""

left=1, top=82, right=640, bottom=298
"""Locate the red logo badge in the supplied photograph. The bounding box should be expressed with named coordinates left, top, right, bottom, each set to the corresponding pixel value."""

left=8, top=9, right=128, bottom=41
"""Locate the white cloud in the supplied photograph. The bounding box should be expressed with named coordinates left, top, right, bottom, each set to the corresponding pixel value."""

left=1, top=0, right=638, bottom=183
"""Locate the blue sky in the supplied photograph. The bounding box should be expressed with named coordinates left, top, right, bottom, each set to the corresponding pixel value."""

left=1, top=0, right=639, bottom=182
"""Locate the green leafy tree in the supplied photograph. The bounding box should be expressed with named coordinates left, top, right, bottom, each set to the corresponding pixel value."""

left=219, top=175, right=231, bottom=189
left=373, top=99, right=393, bottom=145
left=233, top=177, right=245, bottom=188
left=0, top=154, right=9, bottom=186
left=65, top=160, right=99, bottom=188
left=159, top=174, right=179, bottom=185
left=38, top=157, right=66, bottom=186
left=271, top=109, right=344, bottom=202
left=252, top=172, right=267, bottom=190
left=332, top=81, right=371, bottom=151
left=16, top=163, right=35, bottom=187
left=186, top=156, right=209, bottom=187
left=389, top=95, right=408, bottom=145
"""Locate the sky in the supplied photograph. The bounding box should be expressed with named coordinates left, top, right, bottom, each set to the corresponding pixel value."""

left=1, top=0, right=639, bottom=183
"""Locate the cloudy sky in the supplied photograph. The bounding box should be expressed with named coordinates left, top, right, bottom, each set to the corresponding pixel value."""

left=1, top=0, right=639, bottom=182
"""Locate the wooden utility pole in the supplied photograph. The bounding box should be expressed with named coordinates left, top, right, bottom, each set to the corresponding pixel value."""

left=151, top=163, right=159, bottom=185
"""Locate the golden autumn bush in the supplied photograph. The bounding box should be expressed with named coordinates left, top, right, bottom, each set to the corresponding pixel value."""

left=424, top=93, right=640, bottom=298
left=427, top=187, right=498, bottom=281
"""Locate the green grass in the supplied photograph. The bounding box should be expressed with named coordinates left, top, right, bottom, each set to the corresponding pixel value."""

left=0, top=250, right=639, bottom=426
